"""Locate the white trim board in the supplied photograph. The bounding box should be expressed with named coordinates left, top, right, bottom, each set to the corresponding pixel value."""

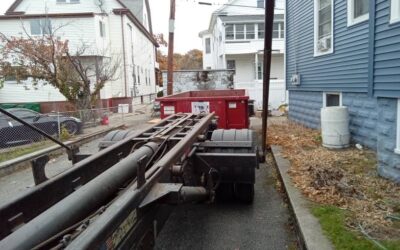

left=390, top=0, right=400, bottom=24
left=395, top=99, right=400, bottom=154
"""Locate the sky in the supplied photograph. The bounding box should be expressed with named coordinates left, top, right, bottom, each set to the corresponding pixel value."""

left=0, top=0, right=228, bottom=54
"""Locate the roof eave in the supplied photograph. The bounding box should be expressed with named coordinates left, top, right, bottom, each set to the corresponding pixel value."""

left=112, top=8, right=158, bottom=47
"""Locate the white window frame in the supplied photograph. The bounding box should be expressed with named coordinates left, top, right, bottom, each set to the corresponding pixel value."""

left=30, top=19, right=52, bottom=36
left=205, top=38, right=211, bottom=54
left=391, top=0, right=400, bottom=24
left=99, top=21, right=106, bottom=37
left=347, top=0, right=369, bottom=26
left=314, top=0, right=334, bottom=56
left=323, top=92, right=342, bottom=107
left=395, top=99, right=400, bottom=154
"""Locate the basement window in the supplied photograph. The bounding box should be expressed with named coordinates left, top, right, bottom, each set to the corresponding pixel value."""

left=323, top=92, right=342, bottom=107
left=348, top=0, right=369, bottom=26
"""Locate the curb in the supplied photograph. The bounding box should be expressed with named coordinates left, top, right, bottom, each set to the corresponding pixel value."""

left=271, top=145, right=334, bottom=250
left=0, top=124, right=125, bottom=178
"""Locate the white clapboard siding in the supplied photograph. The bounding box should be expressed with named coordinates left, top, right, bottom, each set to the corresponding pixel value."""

left=0, top=81, right=66, bottom=103
left=1, top=0, right=157, bottom=104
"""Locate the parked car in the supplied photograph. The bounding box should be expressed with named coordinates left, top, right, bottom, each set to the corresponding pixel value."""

left=0, top=108, right=82, bottom=148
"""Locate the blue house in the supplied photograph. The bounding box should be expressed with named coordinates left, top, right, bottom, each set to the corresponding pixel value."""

left=285, top=0, right=400, bottom=182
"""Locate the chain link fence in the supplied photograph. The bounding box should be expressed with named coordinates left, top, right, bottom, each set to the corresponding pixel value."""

left=0, top=102, right=154, bottom=162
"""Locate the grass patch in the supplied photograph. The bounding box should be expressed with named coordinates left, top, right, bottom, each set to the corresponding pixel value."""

left=312, top=205, right=400, bottom=250
left=0, top=141, right=53, bottom=162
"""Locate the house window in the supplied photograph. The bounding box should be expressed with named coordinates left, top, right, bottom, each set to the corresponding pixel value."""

left=205, top=38, right=211, bottom=54
left=348, top=0, right=369, bottom=26
left=227, top=60, right=235, bottom=70
left=391, top=0, right=400, bottom=23
left=137, top=65, right=140, bottom=84
left=273, top=14, right=285, bottom=39
left=226, top=23, right=260, bottom=40
left=30, top=19, right=52, bottom=36
left=395, top=99, right=400, bottom=154
left=314, top=0, right=333, bottom=55
left=257, top=0, right=264, bottom=8
left=273, top=21, right=284, bottom=39
left=99, top=21, right=106, bottom=37
left=258, top=23, right=264, bottom=39
left=225, top=24, right=234, bottom=40
left=235, top=24, right=245, bottom=39
left=323, top=92, right=342, bottom=107
left=246, top=24, right=255, bottom=39
left=257, top=62, right=263, bottom=80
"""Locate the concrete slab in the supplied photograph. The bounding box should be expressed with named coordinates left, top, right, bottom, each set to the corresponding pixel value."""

left=271, top=145, right=334, bottom=250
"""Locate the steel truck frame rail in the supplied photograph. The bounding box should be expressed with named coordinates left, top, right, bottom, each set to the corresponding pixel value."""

left=0, top=112, right=259, bottom=249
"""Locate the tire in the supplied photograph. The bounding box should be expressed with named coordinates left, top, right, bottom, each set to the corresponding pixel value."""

left=235, top=183, right=254, bottom=204
left=61, top=121, right=79, bottom=135
left=216, top=183, right=235, bottom=202
left=98, top=130, right=135, bottom=150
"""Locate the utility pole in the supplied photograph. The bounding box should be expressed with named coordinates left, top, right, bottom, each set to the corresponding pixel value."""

left=167, top=0, right=176, bottom=96
left=261, top=0, right=275, bottom=159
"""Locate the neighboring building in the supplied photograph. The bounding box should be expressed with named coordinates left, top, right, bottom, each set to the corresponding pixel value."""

left=199, top=0, right=286, bottom=110
left=0, top=0, right=158, bottom=112
left=161, top=69, right=235, bottom=94
left=286, top=0, right=400, bottom=182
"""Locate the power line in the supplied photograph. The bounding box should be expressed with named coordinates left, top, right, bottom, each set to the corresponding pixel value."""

left=176, top=0, right=284, bottom=11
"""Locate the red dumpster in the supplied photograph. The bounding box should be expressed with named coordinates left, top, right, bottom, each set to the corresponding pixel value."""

left=155, top=89, right=249, bottom=129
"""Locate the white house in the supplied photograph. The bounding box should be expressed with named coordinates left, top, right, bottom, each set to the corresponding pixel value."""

left=199, top=0, right=286, bottom=110
left=0, top=0, right=158, bottom=112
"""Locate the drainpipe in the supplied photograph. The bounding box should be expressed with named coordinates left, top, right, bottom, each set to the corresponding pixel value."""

left=120, top=13, right=128, bottom=97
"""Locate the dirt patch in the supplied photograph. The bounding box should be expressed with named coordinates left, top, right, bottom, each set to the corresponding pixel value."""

left=268, top=120, right=400, bottom=240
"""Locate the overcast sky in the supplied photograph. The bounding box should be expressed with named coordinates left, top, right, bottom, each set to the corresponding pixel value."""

left=0, top=0, right=227, bottom=54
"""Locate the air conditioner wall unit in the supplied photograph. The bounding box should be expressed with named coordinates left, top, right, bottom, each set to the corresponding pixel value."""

left=318, top=37, right=331, bottom=51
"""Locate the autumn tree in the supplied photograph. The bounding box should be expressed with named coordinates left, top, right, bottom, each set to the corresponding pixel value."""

left=179, top=49, right=203, bottom=70
left=0, top=24, right=120, bottom=112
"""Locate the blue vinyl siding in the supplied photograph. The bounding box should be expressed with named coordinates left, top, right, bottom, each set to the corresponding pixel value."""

left=286, top=0, right=370, bottom=93
left=373, top=0, right=400, bottom=97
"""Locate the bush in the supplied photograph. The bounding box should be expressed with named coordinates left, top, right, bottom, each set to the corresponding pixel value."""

left=60, top=125, right=71, bottom=141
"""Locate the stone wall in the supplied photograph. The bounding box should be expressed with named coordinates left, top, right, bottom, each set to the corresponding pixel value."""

left=288, top=90, right=400, bottom=182
left=288, top=91, right=322, bottom=129
left=162, top=70, right=235, bottom=94
left=342, top=93, right=378, bottom=149
left=377, top=98, right=400, bottom=182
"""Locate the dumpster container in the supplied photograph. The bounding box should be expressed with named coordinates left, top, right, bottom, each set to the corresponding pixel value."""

left=156, top=89, right=249, bottom=129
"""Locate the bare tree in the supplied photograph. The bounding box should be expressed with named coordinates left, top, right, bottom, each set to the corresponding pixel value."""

left=0, top=21, right=120, bottom=112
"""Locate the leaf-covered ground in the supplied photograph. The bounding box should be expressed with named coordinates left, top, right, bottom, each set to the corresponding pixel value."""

left=267, top=119, right=400, bottom=241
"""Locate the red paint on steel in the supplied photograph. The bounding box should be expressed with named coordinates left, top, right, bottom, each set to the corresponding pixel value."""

left=156, top=90, right=249, bottom=129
